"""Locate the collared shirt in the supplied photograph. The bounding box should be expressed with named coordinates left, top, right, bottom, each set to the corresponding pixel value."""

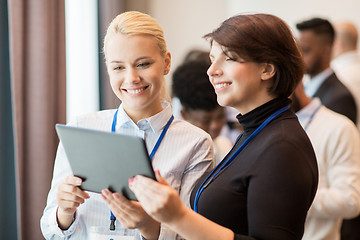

left=304, top=68, right=333, bottom=97
left=296, top=98, right=360, bottom=240
left=41, top=102, right=214, bottom=240
left=296, top=97, right=322, bottom=129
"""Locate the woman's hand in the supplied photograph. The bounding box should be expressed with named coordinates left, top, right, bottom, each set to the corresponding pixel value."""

left=56, top=176, right=90, bottom=229
left=129, top=170, right=187, bottom=225
left=101, top=189, right=160, bottom=239
left=128, top=171, right=235, bottom=240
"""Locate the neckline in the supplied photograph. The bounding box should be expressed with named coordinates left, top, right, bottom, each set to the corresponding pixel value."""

left=237, top=97, right=291, bottom=131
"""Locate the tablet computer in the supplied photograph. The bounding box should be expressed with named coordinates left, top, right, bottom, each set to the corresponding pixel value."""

left=55, top=124, right=155, bottom=201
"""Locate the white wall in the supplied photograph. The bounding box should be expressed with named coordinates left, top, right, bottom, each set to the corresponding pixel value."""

left=149, top=0, right=360, bottom=76
left=148, top=0, right=360, bottom=92
left=148, top=0, right=228, bottom=92
left=227, top=0, right=360, bottom=45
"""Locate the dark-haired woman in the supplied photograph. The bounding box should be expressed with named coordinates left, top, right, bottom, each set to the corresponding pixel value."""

left=103, top=13, right=318, bottom=240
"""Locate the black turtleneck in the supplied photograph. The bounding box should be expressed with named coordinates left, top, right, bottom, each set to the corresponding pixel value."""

left=190, top=97, right=318, bottom=240
left=236, top=97, right=291, bottom=146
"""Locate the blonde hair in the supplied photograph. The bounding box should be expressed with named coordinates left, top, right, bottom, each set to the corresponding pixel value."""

left=103, top=11, right=168, bottom=60
left=103, top=11, right=170, bottom=102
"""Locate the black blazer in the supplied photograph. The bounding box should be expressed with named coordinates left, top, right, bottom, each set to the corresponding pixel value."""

left=314, top=72, right=357, bottom=124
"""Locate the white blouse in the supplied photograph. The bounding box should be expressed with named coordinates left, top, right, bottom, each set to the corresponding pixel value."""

left=41, top=102, right=215, bottom=240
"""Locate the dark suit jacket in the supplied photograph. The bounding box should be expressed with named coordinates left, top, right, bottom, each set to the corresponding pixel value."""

left=313, top=72, right=357, bottom=124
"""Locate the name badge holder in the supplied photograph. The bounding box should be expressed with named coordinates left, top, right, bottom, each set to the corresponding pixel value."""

left=89, top=226, right=139, bottom=240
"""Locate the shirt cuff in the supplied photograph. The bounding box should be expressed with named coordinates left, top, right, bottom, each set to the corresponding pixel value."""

left=49, top=207, right=78, bottom=237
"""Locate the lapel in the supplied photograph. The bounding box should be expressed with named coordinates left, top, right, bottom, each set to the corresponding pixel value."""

left=313, top=73, right=337, bottom=98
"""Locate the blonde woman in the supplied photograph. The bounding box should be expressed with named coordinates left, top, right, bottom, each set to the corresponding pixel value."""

left=40, top=11, right=214, bottom=240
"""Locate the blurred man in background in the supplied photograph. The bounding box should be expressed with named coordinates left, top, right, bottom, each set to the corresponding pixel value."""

left=296, top=17, right=357, bottom=125
left=331, top=21, right=360, bottom=130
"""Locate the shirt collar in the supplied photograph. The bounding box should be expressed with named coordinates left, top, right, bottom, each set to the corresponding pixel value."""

left=304, top=68, right=333, bottom=97
left=296, top=97, right=322, bottom=128
left=115, top=101, right=172, bottom=133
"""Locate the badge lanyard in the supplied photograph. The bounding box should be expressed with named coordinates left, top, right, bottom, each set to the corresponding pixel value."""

left=303, top=105, right=321, bottom=131
left=193, top=105, right=290, bottom=213
left=109, top=108, right=174, bottom=230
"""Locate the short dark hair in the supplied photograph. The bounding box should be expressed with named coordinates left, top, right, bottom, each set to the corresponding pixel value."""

left=296, top=17, right=335, bottom=45
left=183, top=49, right=211, bottom=65
left=204, top=13, right=305, bottom=98
left=172, top=61, right=218, bottom=111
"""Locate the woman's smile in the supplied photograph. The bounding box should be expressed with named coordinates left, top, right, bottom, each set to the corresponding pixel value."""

left=122, top=86, right=149, bottom=96
left=213, top=82, right=232, bottom=92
